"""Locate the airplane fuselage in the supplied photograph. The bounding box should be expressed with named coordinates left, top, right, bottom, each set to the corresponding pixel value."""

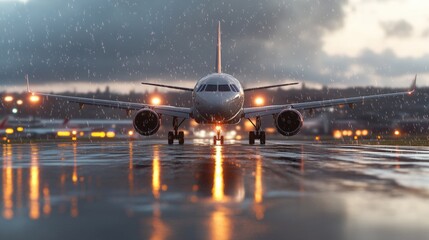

left=192, top=73, right=244, bottom=124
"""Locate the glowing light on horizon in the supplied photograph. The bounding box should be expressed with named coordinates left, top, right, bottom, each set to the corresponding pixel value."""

left=3, top=96, right=13, bottom=102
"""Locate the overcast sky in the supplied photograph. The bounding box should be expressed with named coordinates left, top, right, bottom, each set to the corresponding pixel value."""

left=0, top=0, right=428, bottom=93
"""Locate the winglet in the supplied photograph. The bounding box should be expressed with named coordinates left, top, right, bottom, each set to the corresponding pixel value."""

left=25, top=74, right=31, bottom=93
left=408, top=74, right=417, bottom=95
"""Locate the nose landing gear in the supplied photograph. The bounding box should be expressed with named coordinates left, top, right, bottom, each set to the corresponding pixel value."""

left=213, top=126, right=224, bottom=145
left=247, top=116, right=266, bottom=145
left=168, top=117, right=186, bottom=145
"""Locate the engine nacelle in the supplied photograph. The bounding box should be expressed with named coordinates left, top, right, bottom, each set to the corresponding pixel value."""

left=275, top=109, right=303, bottom=136
left=133, top=109, right=160, bottom=136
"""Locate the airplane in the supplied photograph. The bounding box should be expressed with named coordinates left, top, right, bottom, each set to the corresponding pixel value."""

left=27, top=22, right=417, bottom=145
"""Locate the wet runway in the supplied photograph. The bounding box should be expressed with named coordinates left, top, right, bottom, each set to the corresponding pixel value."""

left=1, top=140, right=429, bottom=240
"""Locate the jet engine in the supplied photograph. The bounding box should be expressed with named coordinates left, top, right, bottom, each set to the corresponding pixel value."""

left=275, top=109, right=303, bottom=136
left=133, top=109, right=161, bottom=136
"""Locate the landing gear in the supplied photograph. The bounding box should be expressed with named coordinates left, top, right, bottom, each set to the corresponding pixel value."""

left=247, top=116, right=266, bottom=145
left=213, top=127, right=224, bottom=145
left=168, top=117, right=186, bottom=145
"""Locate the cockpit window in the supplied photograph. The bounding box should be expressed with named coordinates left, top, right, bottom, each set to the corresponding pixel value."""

left=196, top=84, right=205, bottom=92
left=205, top=84, right=217, bottom=92
left=230, top=84, right=239, bottom=92
left=218, top=84, right=230, bottom=92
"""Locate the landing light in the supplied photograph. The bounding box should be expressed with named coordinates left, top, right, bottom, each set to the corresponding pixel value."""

left=151, top=97, right=161, bottom=105
left=5, top=128, right=14, bottom=134
left=128, top=130, right=134, bottom=136
left=17, top=127, right=24, bottom=132
left=394, top=130, right=400, bottom=136
left=216, top=125, right=221, bottom=131
left=29, top=95, right=40, bottom=103
left=254, top=97, right=265, bottom=106
left=16, top=99, right=23, bottom=105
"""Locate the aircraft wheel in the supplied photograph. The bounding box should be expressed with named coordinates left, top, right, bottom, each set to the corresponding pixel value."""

left=249, top=131, right=255, bottom=145
left=213, top=136, right=217, bottom=145
left=168, top=131, right=174, bottom=145
left=178, top=131, right=185, bottom=145
left=220, top=136, right=224, bottom=145
left=260, top=131, right=266, bottom=145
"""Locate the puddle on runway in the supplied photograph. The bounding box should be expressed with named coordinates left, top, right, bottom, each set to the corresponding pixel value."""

left=1, top=141, right=429, bottom=240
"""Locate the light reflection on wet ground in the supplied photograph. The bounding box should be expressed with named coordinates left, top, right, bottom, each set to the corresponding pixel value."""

left=1, top=140, right=429, bottom=240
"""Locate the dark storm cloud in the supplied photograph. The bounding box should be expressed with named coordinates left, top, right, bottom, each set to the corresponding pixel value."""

left=380, top=19, right=413, bottom=38
left=0, top=0, right=347, bottom=86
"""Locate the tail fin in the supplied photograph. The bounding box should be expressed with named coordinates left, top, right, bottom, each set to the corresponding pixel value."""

left=216, top=21, right=222, bottom=73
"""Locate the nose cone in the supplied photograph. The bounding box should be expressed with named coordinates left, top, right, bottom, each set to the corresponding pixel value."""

left=195, top=92, right=242, bottom=122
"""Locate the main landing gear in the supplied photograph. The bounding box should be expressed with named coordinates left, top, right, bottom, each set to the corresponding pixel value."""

left=248, top=116, right=266, bottom=145
left=213, top=126, right=224, bottom=145
left=168, top=117, right=186, bottom=145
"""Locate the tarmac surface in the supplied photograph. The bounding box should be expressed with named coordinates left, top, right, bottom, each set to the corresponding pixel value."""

left=1, top=140, right=429, bottom=240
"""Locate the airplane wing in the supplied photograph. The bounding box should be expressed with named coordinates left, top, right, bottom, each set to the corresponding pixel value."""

left=141, top=82, right=194, bottom=91
left=243, top=82, right=299, bottom=92
left=243, top=76, right=417, bottom=119
left=33, top=92, right=192, bottom=119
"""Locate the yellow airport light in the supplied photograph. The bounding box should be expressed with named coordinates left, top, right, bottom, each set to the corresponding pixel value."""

left=354, top=136, right=358, bottom=140
left=72, top=130, right=77, bottom=135
left=254, top=96, right=265, bottom=106
left=79, top=132, right=84, bottom=136
left=16, top=99, right=23, bottom=105
left=72, top=137, right=77, bottom=141
left=106, top=131, right=115, bottom=138
left=342, top=130, right=348, bottom=136
left=315, top=136, right=321, bottom=141
left=5, top=128, right=14, bottom=134
left=362, top=129, right=368, bottom=136
left=29, top=95, right=40, bottom=103
left=356, top=130, right=362, bottom=136
left=17, top=127, right=24, bottom=132
left=57, top=131, right=71, bottom=137
left=394, top=130, right=400, bottom=136
left=128, top=130, right=134, bottom=136
left=4, top=96, right=13, bottom=102
left=151, top=97, right=161, bottom=105
left=333, top=130, right=342, bottom=139
left=91, top=132, right=106, bottom=138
